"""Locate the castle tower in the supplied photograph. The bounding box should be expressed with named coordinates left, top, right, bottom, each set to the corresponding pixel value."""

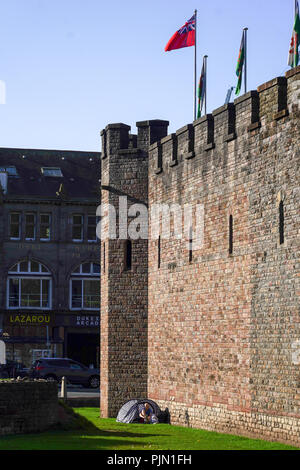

left=99, top=120, right=168, bottom=417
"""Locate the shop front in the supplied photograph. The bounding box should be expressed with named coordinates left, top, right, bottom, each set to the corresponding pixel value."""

left=0, top=311, right=100, bottom=367
left=54, top=313, right=100, bottom=368
left=0, top=311, right=63, bottom=366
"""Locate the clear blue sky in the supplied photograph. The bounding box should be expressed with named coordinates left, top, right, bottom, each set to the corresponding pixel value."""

left=0, top=0, right=295, bottom=151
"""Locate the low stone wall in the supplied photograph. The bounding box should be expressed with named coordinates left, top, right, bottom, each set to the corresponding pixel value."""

left=155, top=400, right=300, bottom=448
left=0, top=380, right=59, bottom=436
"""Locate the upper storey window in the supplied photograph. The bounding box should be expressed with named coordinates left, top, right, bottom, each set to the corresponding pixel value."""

left=41, top=167, right=63, bottom=177
left=9, top=212, right=52, bottom=242
left=9, top=261, right=50, bottom=274
left=72, top=215, right=84, bottom=241
left=87, top=216, right=97, bottom=242
left=40, top=214, right=51, bottom=241
left=9, top=213, right=21, bottom=240
left=7, top=261, right=52, bottom=309
left=71, top=214, right=99, bottom=243
left=70, top=262, right=100, bottom=310
left=25, top=213, right=36, bottom=241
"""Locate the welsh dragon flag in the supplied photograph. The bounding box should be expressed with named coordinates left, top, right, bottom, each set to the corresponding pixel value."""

left=235, top=30, right=245, bottom=96
left=288, top=1, right=300, bottom=68
left=197, top=59, right=206, bottom=119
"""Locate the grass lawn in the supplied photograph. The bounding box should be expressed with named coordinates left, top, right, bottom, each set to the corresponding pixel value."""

left=0, top=407, right=298, bottom=451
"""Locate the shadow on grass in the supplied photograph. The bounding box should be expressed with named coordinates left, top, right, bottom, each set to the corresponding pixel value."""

left=56, top=402, right=160, bottom=440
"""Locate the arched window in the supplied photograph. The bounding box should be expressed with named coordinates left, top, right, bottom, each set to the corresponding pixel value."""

left=7, top=261, right=52, bottom=309
left=70, top=262, right=100, bottom=310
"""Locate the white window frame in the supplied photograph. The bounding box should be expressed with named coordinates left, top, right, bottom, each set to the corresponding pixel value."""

left=69, top=262, right=100, bottom=311
left=40, top=213, right=51, bottom=242
left=25, top=213, right=36, bottom=241
left=9, top=261, right=50, bottom=275
left=69, top=278, right=100, bottom=311
left=87, top=215, right=97, bottom=243
left=7, top=276, right=52, bottom=310
left=9, top=212, right=21, bottom=240
left=7, top=261, right=52, bottom=310
left=72, top=214, right=84, bottom=242
left=71, top=262, right=100, bottom=276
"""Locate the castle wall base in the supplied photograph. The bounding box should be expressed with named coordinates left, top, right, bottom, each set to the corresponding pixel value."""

left=155, top=399, right=300, bottom=447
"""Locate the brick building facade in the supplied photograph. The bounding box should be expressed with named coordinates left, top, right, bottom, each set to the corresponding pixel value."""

left=100, top=66, right=300, bottom=445
left=0, top=148, right=101, bottom=367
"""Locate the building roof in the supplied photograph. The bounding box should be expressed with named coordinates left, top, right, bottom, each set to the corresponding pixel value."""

left=0, top=147, right=101, bottom=202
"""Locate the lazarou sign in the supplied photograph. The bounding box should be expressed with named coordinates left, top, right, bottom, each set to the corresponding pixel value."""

left=9, top=314, right=51, bottom=325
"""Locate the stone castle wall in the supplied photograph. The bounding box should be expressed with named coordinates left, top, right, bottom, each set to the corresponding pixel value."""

left=147, top=67, right=300, bottom=445
left=100, top=66, right=300, bottom=445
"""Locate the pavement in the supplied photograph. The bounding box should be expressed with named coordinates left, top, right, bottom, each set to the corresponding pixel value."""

left=58, top=383, right=100, bottom=399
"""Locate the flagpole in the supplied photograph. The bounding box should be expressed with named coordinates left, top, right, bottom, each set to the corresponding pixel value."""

left=204, top=55, right=208, bottom=115
left=296, top=1, right=298, bottom=68
left=244, top=28, right=248, bottom=94
left=194, top=9, right=197, bottom=121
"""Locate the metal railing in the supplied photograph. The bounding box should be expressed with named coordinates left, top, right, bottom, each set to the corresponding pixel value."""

left=72, top=294, right=100, bottom=309
left=9, top=294, right=49, bottom=308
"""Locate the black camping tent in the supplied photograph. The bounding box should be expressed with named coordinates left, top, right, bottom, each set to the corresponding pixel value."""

left=116, top=398, right=169, bottom=424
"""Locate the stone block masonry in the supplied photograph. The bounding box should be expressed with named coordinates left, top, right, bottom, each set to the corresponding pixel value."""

left=100, top=121, right=169, bottom=418
left=100, top=66, right=300, bottom=446
left=0, top=380, right=59, bottom=436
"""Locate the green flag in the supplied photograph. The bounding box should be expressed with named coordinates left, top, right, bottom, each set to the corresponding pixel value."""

left=288, top=1, right=300, bottom=68
left=235, top=31, right=245, bottom=95
left=197, top=58, right=206, bottom=119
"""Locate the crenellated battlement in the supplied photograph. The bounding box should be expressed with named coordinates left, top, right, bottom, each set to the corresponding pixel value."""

left=100, top=120, right=169, bottom=160
left=148, top=66, right=300, bottom=175
left=100, top=67, right=299, bottom=171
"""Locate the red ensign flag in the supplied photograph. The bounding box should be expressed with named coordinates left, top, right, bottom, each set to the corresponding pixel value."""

left=165, top=14, right=196, bottom=52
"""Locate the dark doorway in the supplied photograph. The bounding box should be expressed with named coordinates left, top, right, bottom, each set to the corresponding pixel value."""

left=67, top=333, right=99, bottom=368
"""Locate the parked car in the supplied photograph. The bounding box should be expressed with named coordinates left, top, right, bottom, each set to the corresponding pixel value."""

left=29, top=358, right=100, bottom=388
left=0, top=361, right=29, bottom=379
